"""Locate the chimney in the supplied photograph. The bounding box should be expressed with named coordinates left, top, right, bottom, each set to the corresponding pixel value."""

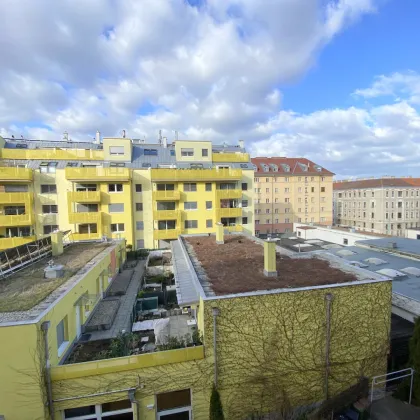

left=239, top=139, right=244, bottom=149
left=51, top=231, right=63, bottom=256
left=216, top=222, right=224, bottom=245
left=163, top=137, right=168, bottom=148
left=95, top=130, right=101, bottom=144
left=263, top=238, right=277, bottom=277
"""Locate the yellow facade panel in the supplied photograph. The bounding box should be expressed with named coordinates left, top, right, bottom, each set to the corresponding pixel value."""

left=65, top=167, right=131, bottom=181
left=0, top=235, right=36, bottom=250
left=152, top=190, right=181, bottom=201
left=151, top=168, right=242, bottom=181
left=0, top=167, right=33, bottom=182
left=212, top=152, right=250, bottom=162
left=68, top=191, right=101, bottom=203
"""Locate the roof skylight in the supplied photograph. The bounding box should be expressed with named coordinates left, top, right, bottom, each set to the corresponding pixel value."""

left=376, top=268, right=406, bottom=278
left=364, top=257, right=388, bottom=266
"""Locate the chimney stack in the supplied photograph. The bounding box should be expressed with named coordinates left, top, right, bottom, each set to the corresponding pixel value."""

left=95, top=130, right=101, bottom=144
left=239, top=139, right=244, bottom=149
left=216, top=223, right=224, bottom=245
left=263, top=238, right=277, bottom=277
left=51, top=231, right=63, bottom=256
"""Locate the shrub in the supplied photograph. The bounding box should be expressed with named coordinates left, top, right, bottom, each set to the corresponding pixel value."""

left=209, top=384, right=224, bottom=420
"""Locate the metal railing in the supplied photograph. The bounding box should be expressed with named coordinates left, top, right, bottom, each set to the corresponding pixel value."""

left=66, top=167, right=131, bottom=181
left=212, top=152, right=250, bottom=163
left=0, top=167, right=33, bottom=181
left=68, top=212, right=101, bottom=224
left=151, top=168, right=242, bottom=181
left=68, top=191, right=101, bottom=203
left=152, top=190, right=181, bottom=201
left=0, top=192, right=33, bottom=204
left=153, top=228, right=182, bottom=240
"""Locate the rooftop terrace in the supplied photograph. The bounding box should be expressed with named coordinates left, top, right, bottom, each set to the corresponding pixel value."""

left=0, top=242, right=112, bottom=320
left=184, top=235, right=374, bottom=296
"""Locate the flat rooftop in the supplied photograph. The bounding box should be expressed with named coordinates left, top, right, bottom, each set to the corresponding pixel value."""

left=0, top=242, right=113, bottom=323
left=183, top=235, right=378, bottom=296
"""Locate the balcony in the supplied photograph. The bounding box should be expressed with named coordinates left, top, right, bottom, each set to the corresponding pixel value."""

left=153, top=228, right=181, bottom=240
left=212, top=152, right=250, bottom=163
left=226, top=225, right=243, bottom=233
left=0, top=213, right=34, bottom=227
left=153, top=210, right=181, bottom=221
left=216, top=189, right=242, bottom=199
left=65, top=167, right=131, bottom=181
left=72, top=232, right=101, bottom=241
left=152, top=190, right=181, bottom=201
left=0, top=148, right=104, bottom=161
left=216, top=207, right=242, bottom=218
left=0, top=167, right=33, bottom=182
left=0, top=192, right=33, bottom=205
left=68, top=191, right=101, bottom=203
left=151, top=168, right=242, bottom=182
left=0, top=235, right=36, bottom=251
left=69, top=212, right=101, bottom=224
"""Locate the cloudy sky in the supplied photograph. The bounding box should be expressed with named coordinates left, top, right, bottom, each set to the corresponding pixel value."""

left=1, top=0, right=419, bottom=178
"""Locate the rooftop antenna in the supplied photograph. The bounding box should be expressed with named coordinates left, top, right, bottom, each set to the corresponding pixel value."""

left=122, top=129, right=126, bottom=138
left=172, top=130, right=179, bottom=141
left=63, top=131, right=69, bottom=142
left=158, top=130, right=162, bottom=145
left=11, top=135, right=15, bottom=139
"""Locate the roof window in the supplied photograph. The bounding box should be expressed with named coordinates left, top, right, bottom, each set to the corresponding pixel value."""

left=144, top=149, right=158, bottom=156
left=376, top=268, right=406, bottom=278
left=400, top=267, right=420, bottom=277
left=364, top=257, right=387, bottom=266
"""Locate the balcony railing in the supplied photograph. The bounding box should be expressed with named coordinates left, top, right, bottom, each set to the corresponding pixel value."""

left=72, top=232, right=101, bottom=241
left=0, top=148, right=104, bottom=161
left=151, top=168, right=242, bottom=181
left=153, top=228, right=181, bottom=240
left=0, top=192, right=33, bottom=204
left=0, top=167, right=33, bottom=182
left=152, top=190, right=181, bottom=201
left=68, top=191, right=101, bottom=203
left=216, top=189, right=242, bottom=199
left=0, top=235, right=36, bottom=251
left=212, top=152, right=250, bottom=163
left=0, top=213, right=34, bottom=227
left=225, top=225, right=243, bottom=233
left=153, top=210, right=181, bottom=221
left=69, top=212, right=101, bottom=224
left=216, top=207, right=242, bottom=218
left=66, top=167, right=131, bottom=181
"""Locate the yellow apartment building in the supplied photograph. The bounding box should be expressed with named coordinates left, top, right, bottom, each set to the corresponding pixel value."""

left=0, top=230, right=391, bottom=420
left=252, top=157, right=334, bottom=237
left=0, top=135, right=254, bottom=251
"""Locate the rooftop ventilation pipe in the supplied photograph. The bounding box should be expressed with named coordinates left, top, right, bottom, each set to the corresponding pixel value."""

left=239, top=139, right=244, bottom=149
left=163, top=137, right=168, bottom=148
left=263, top=238, right=277, bottom=277
left=95, top=130, right=101, bottom=144
left=215, top=223, right=224, bottom=245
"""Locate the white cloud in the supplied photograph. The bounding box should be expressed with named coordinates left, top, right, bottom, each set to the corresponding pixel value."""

left=3, top=0, right=419, bottom=178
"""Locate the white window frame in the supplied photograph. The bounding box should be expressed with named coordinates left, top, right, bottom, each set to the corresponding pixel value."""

left=181, top=148, right=194, bottom=157
left=108, top=183, right=123, bottom=193
left=63, top=402, right=133, bottom=419
left=110, top=223, right=125, bottom=233
left=109, top=146, right=125, bottom=155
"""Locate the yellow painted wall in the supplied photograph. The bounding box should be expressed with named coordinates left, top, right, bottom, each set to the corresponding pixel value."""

left=175, top=140, right=212, bottom=162
left=202, top=281, right=391, bottom=419
left=103, top=137, right=132, bottom=162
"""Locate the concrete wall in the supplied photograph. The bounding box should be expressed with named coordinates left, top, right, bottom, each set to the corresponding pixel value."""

left=406, top=229, right=420, bottom=240
left=294, top=223, right=381, bottom=246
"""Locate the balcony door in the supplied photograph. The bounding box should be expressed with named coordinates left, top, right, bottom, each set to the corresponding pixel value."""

left=156, top=389, right=191, bottom=420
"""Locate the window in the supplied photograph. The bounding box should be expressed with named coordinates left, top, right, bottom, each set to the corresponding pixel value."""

left=266, top=178, right=269, bottom=182
left=77, top=204, right=98, bottom=213
left=285, top=188, right=290, bottom=193
left=111, top=223, right=124, bottom=232
left=108, top=183, right=123, bottom=192
left=343, top=238, right=348, bottom=245
left=321, top=207, right=325, bottom=212
left=285, top=208, right=290, bottom=213
left=311, top=187, right=315, bottom=193
left=206, top=201, right=212, bottom=210
left=135, top=184, right=142, bottom=192
left=42, top=205, right=58, bottom=214
left=108, top=203, right=124, bottom=213
left=76, top=184, right=97, bottom=192
left=386, top=191, right=389, bottom=197
left=40, top=161, right=58, bottom=173
left=202, top=148, right=208, bottom=157
left=266, top=219, right=270, bottom=224
left=274, top=208, right=279, bottom=213
left=66, top=162, right=78, bottom=167
left=254, top=178, right=259, bottom=182
left=136, top=239, right=145, bottom=249
left=321, top=197, right=326, bottom=202
left=110, top=162, right=125, bottom=167
left=372, top=191, right=375, bottom=197
left=185, top=220, right=198, bottom=229
left=371, top=223, right=374, bottom=229
left=266, top=199, right=269, bottom=203
left=204, top=219, right=212, bottom=229
left=181, top=148, right=194, bottom=157
left=242, top=217, right=248, bottom=224
left=241, top=182, right=248, bottom=191
left=44, top=225, right=59, bottom=234
left=321, top=177, right=325, bottom=181
left=285, top=177, right=289, bottom=182
left=266, top=209, right=270, bottom=214
left=184, top=183, right=197, bottom=192
left=242, top=200, right=248, bottom=207
left=41, top=184, right=57, bottom=194
left=298, top=187, right=302, bottom=193
left=298, top=198, right=302, bottom=203
left=136, top=221, right=144, bottom=230
left=144, top=149, right=158, bottom=156
left=275, top=188, right=279, bottom=193
left=398, top=212, right=402, bottom=219
left=205, top=183, right=212, bottom=192
left=321, top=187, right=325, bottom=192
left=285, top=218, right=290, bottom=223
left=109, top=146, right=124, bottom=155
left=255, top=220, right=259, bottom=225
left=56, top=317, right=69, bottom=357
left=285, top=198, right=290, bottom=203
left=157, top=202, right=175, bottom=211
left=184, top=201, right=198, bottom=210
left=64, top=400, right=133, bottom=419
left=266, top=188, right=269, bottom=193
left=136, top=203, right=143, bottom=211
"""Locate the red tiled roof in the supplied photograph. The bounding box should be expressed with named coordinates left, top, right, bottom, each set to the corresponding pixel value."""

left=333, top=178, right=420, bottom=191
left=251, top=157, right=334, bottom=175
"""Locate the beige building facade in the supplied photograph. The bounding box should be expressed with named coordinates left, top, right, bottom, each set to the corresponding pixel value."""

left=252, top=157, right=334, bottom=236
left=333, top=177, right=420, bottom=236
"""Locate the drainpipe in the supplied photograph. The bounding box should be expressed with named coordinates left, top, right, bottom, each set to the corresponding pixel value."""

left=41, top=321, right=55, bottom=420
left=324, top=294, right=333, bottom=400
left=212, top=307, right=220, bottom=387
left=128, top=389, right=140, bottom=420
